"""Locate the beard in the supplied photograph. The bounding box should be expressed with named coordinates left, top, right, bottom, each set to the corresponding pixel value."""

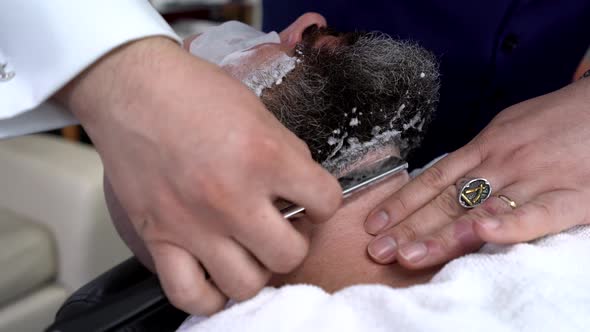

left=259, top=27, right=440, bottom=174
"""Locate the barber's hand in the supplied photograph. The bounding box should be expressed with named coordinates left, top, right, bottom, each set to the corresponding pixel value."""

left=364, top=77, right=590, bottom=269
left=57, top=37, right=341, bottom=315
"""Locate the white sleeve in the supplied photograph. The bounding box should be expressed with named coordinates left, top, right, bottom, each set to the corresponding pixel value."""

left=0, top=0, right=180, bottom=139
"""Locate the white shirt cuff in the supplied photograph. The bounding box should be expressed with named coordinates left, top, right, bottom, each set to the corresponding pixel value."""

left=0, top=0, right=180, bottom=136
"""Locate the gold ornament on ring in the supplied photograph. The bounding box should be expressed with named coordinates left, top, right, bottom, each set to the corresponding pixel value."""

left=457, top=178, right=492, bottom=209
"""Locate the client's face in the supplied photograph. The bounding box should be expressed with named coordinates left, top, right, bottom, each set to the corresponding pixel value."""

left=188, top=13, right=439, bottom=175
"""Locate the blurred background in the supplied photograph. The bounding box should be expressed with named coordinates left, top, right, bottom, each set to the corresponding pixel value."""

left=0, top=0, right=588, bottom=331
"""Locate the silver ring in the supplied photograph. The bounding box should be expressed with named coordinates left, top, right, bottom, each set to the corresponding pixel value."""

left=457, top=177, right=492, bottom=209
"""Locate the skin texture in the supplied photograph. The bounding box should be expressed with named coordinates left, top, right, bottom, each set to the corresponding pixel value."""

left=365, top=72, right=590, bottom=270
left=105, top=153, right=437, bottom=295
left=269, top=161, right=437, bottom=291
left=56, top=13, right=342, bottom=316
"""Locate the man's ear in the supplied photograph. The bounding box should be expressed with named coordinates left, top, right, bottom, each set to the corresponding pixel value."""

left=279, top=12, right=327, bottom=47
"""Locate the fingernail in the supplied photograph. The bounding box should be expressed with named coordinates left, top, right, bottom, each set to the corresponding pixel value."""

left=477, top=218, right=501, bottom=230
left=365, top=211, right=390, bottom=234
left=368, top=236, right=397, bottom=261
left=399, top=242, right=428, bottom=262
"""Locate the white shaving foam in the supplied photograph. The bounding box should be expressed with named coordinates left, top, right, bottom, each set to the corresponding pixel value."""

left=187, top=20, right=300, bottom=96
left=327, top=137, right=340, bottom=146
left=321, top=99, right=429, bottom=173
left=403, top=112, right=423, bottom=131
left=235, top=53, right=297, bottom=96
left=322, top=129, right=401, bottom=173
left=325, top=132, right=349, bottom=159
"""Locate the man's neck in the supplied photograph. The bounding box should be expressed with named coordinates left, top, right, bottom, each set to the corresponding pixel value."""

left=270, top=171, right=438, bottom=292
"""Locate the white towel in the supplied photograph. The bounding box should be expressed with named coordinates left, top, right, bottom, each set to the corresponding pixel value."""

left=177, top=225, right=590, bottom=332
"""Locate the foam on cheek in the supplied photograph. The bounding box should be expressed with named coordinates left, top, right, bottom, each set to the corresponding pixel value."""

left=322, top=128, right=402, bottom=174
left=222, top=52, right=298, bottom=97
left=188, top=20, right=297, bottom=97
left=321, top=100, right=429, bottom=175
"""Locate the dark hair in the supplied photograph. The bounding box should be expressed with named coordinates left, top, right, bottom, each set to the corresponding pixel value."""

left=261, top=29, right=440, bottom=174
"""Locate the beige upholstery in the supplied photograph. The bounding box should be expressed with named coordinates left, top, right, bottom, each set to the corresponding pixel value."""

left=0, top=134, right=131, bottom=332
left=0, top=286, right=67, bottom=332
left=0, top=209, right=55, bottom=306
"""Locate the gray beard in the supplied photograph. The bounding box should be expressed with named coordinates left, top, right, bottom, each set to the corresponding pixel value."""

left=259, top=31, right=440, bottom=174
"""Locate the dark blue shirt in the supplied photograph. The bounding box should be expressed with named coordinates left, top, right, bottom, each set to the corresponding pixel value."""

left=263, top=1, right=590, bottom=166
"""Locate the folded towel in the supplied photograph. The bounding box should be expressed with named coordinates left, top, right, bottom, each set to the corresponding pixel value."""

left=178, top=225, right=590, bottom=332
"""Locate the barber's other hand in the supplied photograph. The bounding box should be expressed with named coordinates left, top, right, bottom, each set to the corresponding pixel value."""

left=364, top=77, right=590, bottom=269
left=57, top=37, right=341, bottom=315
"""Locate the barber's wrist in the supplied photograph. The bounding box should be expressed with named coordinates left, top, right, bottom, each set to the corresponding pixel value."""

left=54, top=36, right=185, bottom=125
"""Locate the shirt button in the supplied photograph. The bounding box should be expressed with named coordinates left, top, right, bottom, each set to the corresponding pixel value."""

left=501, top=33, right=519, bottom=53
left=0, top=63, right=15, bottom=82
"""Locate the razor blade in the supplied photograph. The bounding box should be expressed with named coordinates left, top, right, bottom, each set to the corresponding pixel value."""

left=281, top=155, right=408, bottom=219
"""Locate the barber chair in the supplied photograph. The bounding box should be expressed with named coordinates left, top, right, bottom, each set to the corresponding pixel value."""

left=47, top=257, right=188, bottom=332
left=0, top=134, right=132, bottom=331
